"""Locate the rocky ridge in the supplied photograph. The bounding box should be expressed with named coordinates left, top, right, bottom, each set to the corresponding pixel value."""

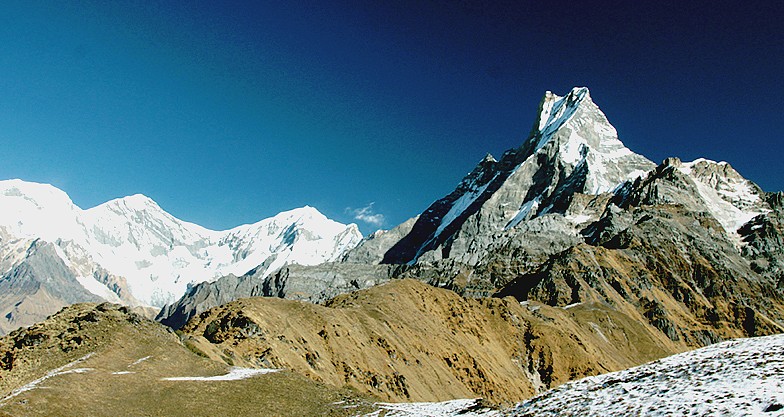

left=157, top=263, right=402, bottom=329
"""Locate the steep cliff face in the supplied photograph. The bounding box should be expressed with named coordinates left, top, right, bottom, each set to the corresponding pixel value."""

left=496, top=157, right=784, bottom=346
left=380, top=87, right=654, bottom=266
left=740, top=192, right=784, bottom=285
left=0, top=240, right=104, bottom=335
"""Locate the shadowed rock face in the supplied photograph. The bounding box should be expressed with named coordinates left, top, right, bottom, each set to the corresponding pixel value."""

left=157, top=263, right=401, bottom=330
left=0, top=240, right=103, bottom=335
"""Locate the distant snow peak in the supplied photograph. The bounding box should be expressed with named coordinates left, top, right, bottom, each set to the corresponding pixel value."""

left=675, top=158, right=769, bottom=239
left=113, top=193, right=156, bottom=209
left=0, top=179, right=363, bottom=307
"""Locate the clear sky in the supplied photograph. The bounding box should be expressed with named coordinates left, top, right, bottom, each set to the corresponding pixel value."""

left=1, top=1, right=782, bottom=234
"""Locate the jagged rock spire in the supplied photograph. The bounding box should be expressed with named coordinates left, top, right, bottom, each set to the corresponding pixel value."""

left=380, top=88, right=654, bottom=265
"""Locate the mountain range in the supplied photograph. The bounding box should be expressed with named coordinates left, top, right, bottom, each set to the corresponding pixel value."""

left=0, top=182, right=362, bottom=333
left=160, top=87, right=784, bottom=349
left=1, top=87, right=783, bottom=415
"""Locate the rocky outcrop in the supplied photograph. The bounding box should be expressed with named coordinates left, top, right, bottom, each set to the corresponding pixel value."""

left=739, top=192, right=784, bottom=286
left=497, top=158, right=784, bottom=346
left=0, top=302, right=151, bottom=394
left=158, top=263, right=402, bottom=329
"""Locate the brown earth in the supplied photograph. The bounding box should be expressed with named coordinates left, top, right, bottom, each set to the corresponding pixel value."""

left=181, top=279, right=685, bottom=406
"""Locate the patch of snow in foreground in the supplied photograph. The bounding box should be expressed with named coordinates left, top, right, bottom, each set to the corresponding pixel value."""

left=129, top=356, right=152, bottom=367
left=358, top=399, right=499, bottom=417
left=509, top=334, right=784, bottom=416
left=0, top=353, right=94, bottom=404
left=161, top=367, right=280, bottom=381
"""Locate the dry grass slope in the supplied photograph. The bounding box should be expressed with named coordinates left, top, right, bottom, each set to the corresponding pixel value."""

left=0, top=303, right=377, bottom=417
left=182, top=279, right=684, bottom=406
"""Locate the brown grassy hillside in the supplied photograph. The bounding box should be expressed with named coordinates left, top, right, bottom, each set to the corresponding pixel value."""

left=181, top=279, right=685, bottom=405
left=0, top=303, right=376, bottom=417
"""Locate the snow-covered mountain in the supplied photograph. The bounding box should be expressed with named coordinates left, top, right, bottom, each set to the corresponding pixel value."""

left=379, top=87, right=656, bottom=265
left=0, top=179, right=362, bottom=331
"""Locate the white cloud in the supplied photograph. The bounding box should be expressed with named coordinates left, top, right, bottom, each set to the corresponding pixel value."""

left=347, top=203, right=385, bottom=227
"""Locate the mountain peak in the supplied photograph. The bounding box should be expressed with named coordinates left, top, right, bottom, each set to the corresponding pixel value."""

left=266, top=206, right=330, bottom=226
left=380, top=87, right=655, bottom=265
left=532, top=87, right=591, bottom=144
left=519, top=87, right=654, bottom=194
left=92, top=194, right=163, bottom=217
left=482, top=153, right=497, bottom=163
left=0, top=179, right=76, bottom=209
left=118, top=193, right=157, bottom=209
left=288, top=205, right=322, bottom=216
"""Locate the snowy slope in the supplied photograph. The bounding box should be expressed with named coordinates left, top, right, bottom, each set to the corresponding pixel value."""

left=0, top=179, right=363, bottom=306
left=677, top=158, right=769, bottom=240
left=508, top=334, right=784, bottom=416
left=351, top=334, right=784, bottom=416
left=358, top=399, right=500, bottom=416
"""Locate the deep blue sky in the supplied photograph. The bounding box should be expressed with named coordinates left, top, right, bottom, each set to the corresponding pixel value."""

left=1, top=1, right=782, bottom=234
